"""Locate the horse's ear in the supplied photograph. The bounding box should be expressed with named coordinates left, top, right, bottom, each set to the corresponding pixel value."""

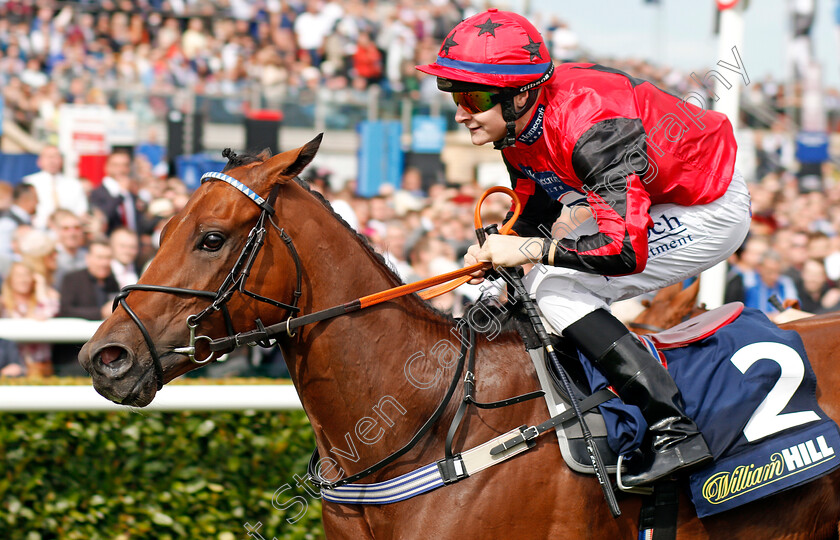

left=257, top=147, right=273, bottom=161
left=283, top=133, right=323, bottom=177
left=675, top=278, right=700, bottom=307
left=655, top=282, right=682, bottom=302
left=261, top=133, right=323, bottom=182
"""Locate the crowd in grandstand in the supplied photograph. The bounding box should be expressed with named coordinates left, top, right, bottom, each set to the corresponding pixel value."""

left=1, top=0, right=817, bottom=135
left=1, top=1, right=839, bottom=378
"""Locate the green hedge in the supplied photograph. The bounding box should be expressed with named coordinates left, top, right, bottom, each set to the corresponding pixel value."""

left=0, top=406, right=323, bottom=539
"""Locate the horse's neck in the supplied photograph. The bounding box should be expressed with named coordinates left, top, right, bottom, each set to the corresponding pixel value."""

left=278, top=189, right=457, bottom=466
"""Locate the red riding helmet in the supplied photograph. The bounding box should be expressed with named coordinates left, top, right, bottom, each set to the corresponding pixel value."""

left=416, top=9, right=553, bottom=148
left=416, top=8, right=554, bottom=93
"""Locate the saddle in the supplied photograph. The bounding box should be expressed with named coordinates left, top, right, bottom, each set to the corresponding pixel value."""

left=511, top=301, right=744, bottom=476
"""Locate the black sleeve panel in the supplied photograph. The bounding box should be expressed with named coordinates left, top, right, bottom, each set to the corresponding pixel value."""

left=541, top=117, right=651, bottom=275
left=501, top=155, right=563, bottom=238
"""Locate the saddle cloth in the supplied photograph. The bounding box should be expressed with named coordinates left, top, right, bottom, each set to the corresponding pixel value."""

left=529, top=306, right=840, bottom=517
left=527, top=347, right=621, bottom=474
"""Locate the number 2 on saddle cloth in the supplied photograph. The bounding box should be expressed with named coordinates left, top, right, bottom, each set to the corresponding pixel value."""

left=600, top=307, right=840, bottom=517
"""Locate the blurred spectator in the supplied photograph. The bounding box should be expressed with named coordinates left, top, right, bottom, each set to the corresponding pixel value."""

left=726, top=235, right=769, bottom=284
left=19, top=228, right=60, bottom=289
left=306, top=167, right=359, bottom=230
left=756, top=116, right=796, bottom=178
left=295, top=0, right=330, bottom=67
left=775, top=229, right=809, bottom=289
left=0, top=183, right=38, bottom=272
left=58, top=238, right=120, bottom=322
left=109, top=227, right=140, bottom=288
left=548, top=19, right=579, bottom=62
left=0, top=338, right=26, bottom=377
left=352, top=31, right=383, bottom=85
left=51, top=209, right=89, bottom=288
left=1, top=262, right=60, bottom=377
left=797, top=258, right=840, bottom=313
left=379, top=219, right=412, bottom=280
left=0, top=181, right=14, bottom=214
left=22, top=145, right=89, bottom=230
left=0, top=183, right=37, bottom=231
left=726, top=249, right=800, bottom=315
left=89, top=150, right=141, bottom=234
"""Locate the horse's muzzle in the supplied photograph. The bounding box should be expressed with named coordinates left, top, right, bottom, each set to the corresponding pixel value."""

left=80, top=341, right=157, bottom=406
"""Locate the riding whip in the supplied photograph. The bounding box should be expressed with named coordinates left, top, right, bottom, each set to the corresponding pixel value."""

left=480, top=222, right=622, bottom=518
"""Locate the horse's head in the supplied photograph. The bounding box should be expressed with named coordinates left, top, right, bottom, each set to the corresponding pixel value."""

left=80, top=135, right=322, bottom=406
left=629, top=278, right=704, bottom=334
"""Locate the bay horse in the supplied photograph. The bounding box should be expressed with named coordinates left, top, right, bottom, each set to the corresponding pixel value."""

left=80, top=137, right=840, bottom=539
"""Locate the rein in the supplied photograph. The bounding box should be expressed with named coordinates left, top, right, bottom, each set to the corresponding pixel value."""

left=115, top=170, right=508, bottom=392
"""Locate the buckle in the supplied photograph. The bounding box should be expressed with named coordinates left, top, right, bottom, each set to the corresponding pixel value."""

left=521, top=425, right=539, bottom=441
left=436, top=455, right=468, bottom=484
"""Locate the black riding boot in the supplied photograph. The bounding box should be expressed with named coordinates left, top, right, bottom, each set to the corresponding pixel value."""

left=564, top=309, right=712, bottom=487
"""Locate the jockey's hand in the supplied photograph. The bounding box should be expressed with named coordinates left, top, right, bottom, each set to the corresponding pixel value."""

left=464, top=234, right=544, bottom=284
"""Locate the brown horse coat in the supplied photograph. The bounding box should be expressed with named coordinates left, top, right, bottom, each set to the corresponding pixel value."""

left=81, top=139, right=840, bottom=539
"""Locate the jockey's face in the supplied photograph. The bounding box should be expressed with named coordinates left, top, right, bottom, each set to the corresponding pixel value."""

left=453, top=90, right=535, bottom=147
left=455, top=103, right=507, bottom=146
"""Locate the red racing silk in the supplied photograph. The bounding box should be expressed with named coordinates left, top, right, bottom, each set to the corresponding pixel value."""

left=503, top=63, right=737, bottom=276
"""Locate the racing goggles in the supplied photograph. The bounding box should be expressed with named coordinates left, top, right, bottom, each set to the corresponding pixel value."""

left=452, top=91, right=504, bottom=114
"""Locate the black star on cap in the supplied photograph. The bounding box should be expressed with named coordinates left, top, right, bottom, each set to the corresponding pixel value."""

left=522, top=36, right=543, bottom=61
left=441, top=32, right=459, bottom=56
left=474, top=17, right=503, bottom=37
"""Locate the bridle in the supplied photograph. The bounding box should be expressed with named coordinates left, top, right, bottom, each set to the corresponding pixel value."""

left=113, top=171, right=303, bottom=391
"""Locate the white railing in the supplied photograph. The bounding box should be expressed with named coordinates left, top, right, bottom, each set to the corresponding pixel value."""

left=0, top=317, right=103, bottom=343
left=0, top=385, right=303, bottom=411
left=0, top=318, right=304, bottom=411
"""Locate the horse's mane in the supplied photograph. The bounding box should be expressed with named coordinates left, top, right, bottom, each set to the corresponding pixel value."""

left=219, top=149, right=459, bottom=324
left=290, top=176, right=460, bottom=324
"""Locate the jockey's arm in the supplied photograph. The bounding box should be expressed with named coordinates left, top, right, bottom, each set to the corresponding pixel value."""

left=464, top=202, right=593, bottom=282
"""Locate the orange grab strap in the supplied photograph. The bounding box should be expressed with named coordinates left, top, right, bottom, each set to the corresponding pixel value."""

left=418, top=186, right=521, bottom=301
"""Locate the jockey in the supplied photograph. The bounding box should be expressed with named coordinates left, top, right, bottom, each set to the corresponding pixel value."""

left=417, top=9, right=751, bottom=487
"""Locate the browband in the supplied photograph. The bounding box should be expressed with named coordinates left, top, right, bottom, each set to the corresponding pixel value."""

left=200, top=171, right=274, bottom=212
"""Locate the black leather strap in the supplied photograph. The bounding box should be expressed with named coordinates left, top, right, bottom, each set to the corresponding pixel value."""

left=489, top=388, right=616, bottom=456
left=307, top=323, right=471, bottom=490
left=638, top=480, right=679, bottom=540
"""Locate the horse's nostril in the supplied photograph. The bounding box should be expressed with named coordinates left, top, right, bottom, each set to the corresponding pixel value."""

left=99, top=346, right=128, bottom=366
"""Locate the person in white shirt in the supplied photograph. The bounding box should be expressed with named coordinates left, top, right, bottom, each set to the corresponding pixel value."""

left=23, top=145, right=89, bottom=230
left=109, top=227, right=140, bottom=289
left=0, top=184, right=38, bottom=267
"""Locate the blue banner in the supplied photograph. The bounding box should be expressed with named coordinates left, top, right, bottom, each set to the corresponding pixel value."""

left=175, top=154, right=227, bottom=190
left=410, top=116, right=445, bottom=154
left=357, top=121, right=403, bottom=198
left=0, top=152, right=39, bottom=183
left=795, top=131, right=829, bottom=164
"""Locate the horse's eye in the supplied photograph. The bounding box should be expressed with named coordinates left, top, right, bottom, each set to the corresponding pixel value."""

left=201, top=232, right=225, bottom=251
